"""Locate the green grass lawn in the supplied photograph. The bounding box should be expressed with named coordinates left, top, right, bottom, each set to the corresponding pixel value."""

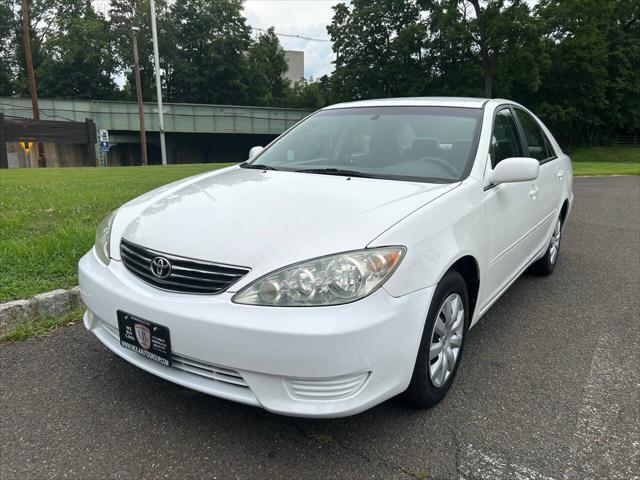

left=571, top=147, right=640, bottom=176
left=0, top=164, right=233, bottom=302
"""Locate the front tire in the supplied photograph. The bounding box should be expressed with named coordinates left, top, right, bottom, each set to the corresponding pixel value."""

left=529, top=217, right=562, bottom=276
left=404, top=270, right=469, bottom=408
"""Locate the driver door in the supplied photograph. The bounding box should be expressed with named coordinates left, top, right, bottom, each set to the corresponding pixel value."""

left=482, top=107, right=540, bottom=307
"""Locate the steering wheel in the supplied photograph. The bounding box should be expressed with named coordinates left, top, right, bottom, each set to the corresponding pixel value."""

left=416, top=156, right=460, bottom=178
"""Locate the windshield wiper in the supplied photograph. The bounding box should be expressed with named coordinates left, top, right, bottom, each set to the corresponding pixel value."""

left=295, top=167, right=377, bottom=179
left=240, top=162, right=280, bottom=171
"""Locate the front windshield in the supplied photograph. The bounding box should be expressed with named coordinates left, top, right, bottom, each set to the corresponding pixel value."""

left=246, top=106, right=483, bottom=183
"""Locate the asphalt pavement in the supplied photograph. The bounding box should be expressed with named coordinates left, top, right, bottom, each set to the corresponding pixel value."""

left=1, top=176, right=639, bottom=480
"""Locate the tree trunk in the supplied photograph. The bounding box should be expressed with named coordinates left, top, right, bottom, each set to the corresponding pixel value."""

left=469, top=0, right=493, bottom=98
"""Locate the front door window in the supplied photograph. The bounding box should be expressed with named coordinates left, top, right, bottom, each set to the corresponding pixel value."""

left=490, top=108, right=523, bottom=168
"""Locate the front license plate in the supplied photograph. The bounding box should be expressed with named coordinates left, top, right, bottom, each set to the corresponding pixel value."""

left=117, top=311, right=172, bottom=367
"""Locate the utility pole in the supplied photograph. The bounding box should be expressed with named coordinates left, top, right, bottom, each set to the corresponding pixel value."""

left=20, top=0, right=45, bottom=167
left=131, top=27, right=148, bottom=166
left=149, top=0, right=167, bottom=165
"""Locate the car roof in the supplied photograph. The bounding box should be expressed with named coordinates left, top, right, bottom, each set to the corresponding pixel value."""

left=323, top=97, right=504, bottom=110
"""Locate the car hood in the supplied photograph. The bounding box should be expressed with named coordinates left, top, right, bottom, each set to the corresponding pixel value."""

left=110, top=166, right=457, bottom=287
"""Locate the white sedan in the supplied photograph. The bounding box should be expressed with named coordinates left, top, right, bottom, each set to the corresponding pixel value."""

left=79, top=97, right=573, bottom=418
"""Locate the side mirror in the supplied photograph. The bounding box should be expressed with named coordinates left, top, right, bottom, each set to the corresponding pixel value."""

left=489, top=157, right=539, bottom=185
left=248, top=146, right=264, bottom=160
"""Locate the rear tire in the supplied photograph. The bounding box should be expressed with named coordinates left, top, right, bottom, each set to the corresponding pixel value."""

left=529, top=217, right=562, bottom=276
left=404, top=270, right=469, bottom=409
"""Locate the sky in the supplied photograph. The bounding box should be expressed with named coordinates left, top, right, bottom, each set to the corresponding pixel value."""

left=243, top=1, right=341, bottom=80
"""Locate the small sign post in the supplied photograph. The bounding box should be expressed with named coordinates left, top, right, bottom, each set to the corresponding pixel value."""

left=99, top=129, right=109, bottom=152
left=98, top=129, right=109, bottom=167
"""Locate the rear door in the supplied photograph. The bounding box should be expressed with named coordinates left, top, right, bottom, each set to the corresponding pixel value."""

left=513, top=108, right=563, bottom=255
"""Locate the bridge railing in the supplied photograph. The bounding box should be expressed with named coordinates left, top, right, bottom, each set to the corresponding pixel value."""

left=0, top=97, right=311, bottom=136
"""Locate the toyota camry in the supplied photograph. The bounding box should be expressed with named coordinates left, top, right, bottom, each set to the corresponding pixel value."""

left=79, top=97, right=573, bottom=418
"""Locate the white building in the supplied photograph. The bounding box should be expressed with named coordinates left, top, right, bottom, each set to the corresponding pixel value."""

left=284, top=50, right=305, bottom=84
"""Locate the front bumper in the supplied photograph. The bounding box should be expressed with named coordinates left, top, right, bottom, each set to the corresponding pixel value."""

left=79, top=249, right=434, bottom=418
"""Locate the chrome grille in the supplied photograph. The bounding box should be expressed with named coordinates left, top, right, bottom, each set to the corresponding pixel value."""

left=120, top=239, right=250, bottom=294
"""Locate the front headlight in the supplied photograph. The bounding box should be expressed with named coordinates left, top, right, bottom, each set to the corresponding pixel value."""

left=232, top=247, right=405, bottom=306
left=95, top=210, right=117, bottom=265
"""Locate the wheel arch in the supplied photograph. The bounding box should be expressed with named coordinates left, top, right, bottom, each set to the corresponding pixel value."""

left=560, top=199, right=569, bottom=225
left=440, top=255, right=480, bottom=323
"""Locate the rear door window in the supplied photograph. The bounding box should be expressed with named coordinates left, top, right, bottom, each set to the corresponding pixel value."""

left=514, top=109, right=555, bottom=162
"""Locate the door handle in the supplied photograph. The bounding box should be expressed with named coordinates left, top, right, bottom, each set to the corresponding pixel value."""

left=557, top=170, right=564, bottom=181
left=529, top=186, right=539, bottom=199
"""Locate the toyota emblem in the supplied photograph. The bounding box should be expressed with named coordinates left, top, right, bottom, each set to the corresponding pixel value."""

left=150, top=256, right=172, bottom=279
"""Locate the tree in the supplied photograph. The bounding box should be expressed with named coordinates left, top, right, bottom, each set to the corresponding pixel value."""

left=327, top=0, right=426, bottom=102
left=470, top=0, right=534, bottom=97
left=109, top=0, right=170, bottom=101
left=7, top=0, right=118, bottom=99
left=36, top=1, right=118, bottom=99
left=168, top=0, right=251, bottom=104
left=327, top=0, right=539, bottom=100
left=421, top=1, right=483, bottom=96
left=0, top=0, right=16, bottom=95
left=422, top=0, right=540, bottom=98
left=283, top=76, right=333, bottom=110
left=532, top=0, right=640, bottom=144
left=246, top=27, right=289, bottom=106
left=604, top=0, right=640, bottom=136
left=11, top=0, right=51, bottom=97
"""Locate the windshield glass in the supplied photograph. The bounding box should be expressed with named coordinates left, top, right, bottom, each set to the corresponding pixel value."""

left=245, top=106, right=483, bottom=183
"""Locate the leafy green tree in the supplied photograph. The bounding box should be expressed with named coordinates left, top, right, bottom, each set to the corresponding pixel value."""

left=421, top=1, right=482, bottom=96
left=422, top=0, right=540, bottom=98
left=283, top=77, right=333, bottom=110
left=12, top=0, right=52, bottom=97
left=328, top=0, right=539, bottom=100
left=327, top=0, right=426, bottom=101
left=533, top=0, right=640, bottom=144
left=0, top=0, right=16, bottom=96
left=36, top=1, right=118, bottom=99
left=167, top=0, right=251, bottom=104
left=605, top=0, right=640, bottom=136
left=246, top=27, right=289, bottom=106
left=109, top=0, right=170, bottom=101
left=468, top=0, right=538, bottom=97
left=8, top=0, right=117, bottom=99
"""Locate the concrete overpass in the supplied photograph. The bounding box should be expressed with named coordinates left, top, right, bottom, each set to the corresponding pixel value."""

left=0, top=97, right=311, bottom=166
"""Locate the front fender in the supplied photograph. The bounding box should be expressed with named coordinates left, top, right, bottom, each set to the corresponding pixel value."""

left=371, top=179, right=488, bottom=298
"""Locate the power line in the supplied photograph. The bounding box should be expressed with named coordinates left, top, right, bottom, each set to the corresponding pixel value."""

left=251, top=27, right=331, bottom=42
